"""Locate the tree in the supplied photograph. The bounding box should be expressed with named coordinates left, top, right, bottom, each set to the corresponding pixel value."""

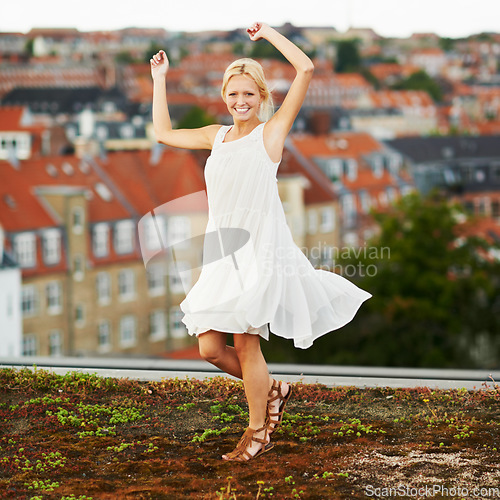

left=249, top=42, right=315, bottom=62
left=24, top=38, right=34, bottom=57
left=263, top=193, right=500, bottom=368
left=177, top=106, right=216, bottom=129
left=391, top=70, right=443, bottom=102
left=249, top=42, right=287, bottom=62
left=335, top=39, right=361, bottom=73
left=439, top=37, right=456, bottom=52
left=146, top=42, right=165, bottom=62
left=115, top=51, right=135, bottom=64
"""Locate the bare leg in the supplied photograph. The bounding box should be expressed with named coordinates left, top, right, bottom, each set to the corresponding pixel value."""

left=197, top=330, right=243, bottom=379
left=222, top=333, right=271, bottom=459
left=198, top=329, right=289, bottom=445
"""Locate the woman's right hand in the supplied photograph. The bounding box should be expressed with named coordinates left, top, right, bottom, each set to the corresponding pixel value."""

left=150, top=50, right=169, bottom=80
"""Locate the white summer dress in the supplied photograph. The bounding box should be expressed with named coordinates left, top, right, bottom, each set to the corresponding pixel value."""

left=180, top=122, right=371, bottom=349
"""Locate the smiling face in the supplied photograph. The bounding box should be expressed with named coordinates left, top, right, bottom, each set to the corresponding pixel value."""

left=224, top=74, right=262, bottom=123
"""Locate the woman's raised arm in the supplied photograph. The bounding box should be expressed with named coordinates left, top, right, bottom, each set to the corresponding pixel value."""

left=151, top=50, right=220, bottom=150
left=247, top=23, right=314, bottom=162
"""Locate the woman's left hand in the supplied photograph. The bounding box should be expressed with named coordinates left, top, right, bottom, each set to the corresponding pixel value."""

left=246, top=22, right=271, bottom=41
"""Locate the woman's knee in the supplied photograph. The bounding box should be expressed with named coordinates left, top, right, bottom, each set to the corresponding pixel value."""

left=233, top=333, right=261, bottom=360
left=198, top=331, right=226, bottom=363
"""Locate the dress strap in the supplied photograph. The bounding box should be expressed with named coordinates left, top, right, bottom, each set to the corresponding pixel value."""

left=212, top=125, right=231, bottom=148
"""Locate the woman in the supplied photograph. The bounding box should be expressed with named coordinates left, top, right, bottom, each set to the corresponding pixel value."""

left=150, top=22, right=371, bottom=462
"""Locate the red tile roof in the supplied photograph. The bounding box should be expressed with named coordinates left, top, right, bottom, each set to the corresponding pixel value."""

left=278, top=147, right=336, bottom=205
left=475, top=121, right=500, bottom=135
left=0, top=156, right=129, bottom=232
left=287, top=131, right=405, bottom=212
left=1, top=147, right=207, bottom=232
left=0, top=66, right=103, bottom=98
left=411, top=47, right=446, bottom=56
left=96, top=149, right=206, bottom=216
left=456, top=216, right=500, bottom=246
left=291, top=131, right=383, bottom=159
left=367, top=90, right=435, bottom=109
left=1, top=147, right=208, bottom=274
left=0, top=106, right=26, bottom=131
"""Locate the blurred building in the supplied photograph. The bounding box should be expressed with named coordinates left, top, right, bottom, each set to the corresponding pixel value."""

left=0, top=225, right=22, bottom=357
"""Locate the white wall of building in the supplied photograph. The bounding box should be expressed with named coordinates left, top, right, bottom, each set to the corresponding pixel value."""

left=0, top=266, right=22, bottom=357
left=0, top=225, right=22, bottom=357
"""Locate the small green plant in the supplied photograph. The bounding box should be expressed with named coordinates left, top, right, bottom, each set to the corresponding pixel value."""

left=191, top=427, right=230, bottom=443
left=24, top=479, right=60, bottom=492
left=176, top=402, right=196, bottom=411
left=216, top=476, right=237, bottom=500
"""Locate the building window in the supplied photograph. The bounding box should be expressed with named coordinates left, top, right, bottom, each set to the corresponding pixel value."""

left=119, top=315, right=136, bottom=347
left=46, top=281, right=62, bottom=315
left=344, top=159, right=358, bottom=181
left=308, top=210, right=318, bottom=234
left=319, top=207, right=335, bottom=233
left=149, top=310, right=166, bottom=340
left=21, top=285, right=38, bottom=317
left=401, top=186, right=414, bottom=197
left=98, top=320, right=112, bottom=351
left=147, top=263, right=165, bottom=296
left=75, top=304, right=85, bottom=327
left=93, top=223, right=109, bottom=257
left=492, top=200, right=500, bottom=220
left=379, top=192, right=388, bottom=207
left=168, top=216, right=190, bottom=247
left=73, top=255, right=84, bottom=281
left=14, top=232, right=37, bottom=268
left=492, top=165, right=500, bottom=182
left=142, top=215, right=167, bottom=251
left=48, top=330, right=63, bottom=356
left=386, top=187, right=397, bottom=203
left=72, top=207, right=84, bottom=234
left=371, top=156, right=383, bottom=178
left=23, top=334, right=37, bottom=356
left=325, top=158, right=343, bottom=182
left=114, top=220, right=135, bottom=255
left=170, top=307, right=187, bottom=339
left=342, top=194, right=356, bottom=228
left=389, top=154, right=401, bottom=174
left=169, top=262, right=191, bottom=294
left=42, top=229, right=61, bottom=265
left=344, top=232, right=359, bottom=247
left=96, top=272, right=111, bottom=304
left=118, top=269, right=135, bottom=301
left=360, top=192, right=371, bottom=213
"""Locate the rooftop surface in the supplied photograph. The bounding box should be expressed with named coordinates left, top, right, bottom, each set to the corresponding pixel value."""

left=2, top=356, right=499, bottom=391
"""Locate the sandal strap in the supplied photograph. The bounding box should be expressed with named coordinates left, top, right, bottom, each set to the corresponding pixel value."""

left=266, top=381, right=292, bottom=433
left=267, top=379, right=280, bottom=397
left=223, top=425, right=270, bottom=461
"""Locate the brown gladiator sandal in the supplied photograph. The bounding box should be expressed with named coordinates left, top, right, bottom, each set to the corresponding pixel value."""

left=266, top=379, right=292, bottom=434
left=222, top=424, right=274, bottom=462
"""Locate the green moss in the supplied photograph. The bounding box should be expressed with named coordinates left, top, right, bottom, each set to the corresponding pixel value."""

left=0, top=367, right=498, bottom=498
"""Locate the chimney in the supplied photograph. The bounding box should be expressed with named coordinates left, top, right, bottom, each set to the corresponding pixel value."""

left=309, top=111, right=331, bottom=135
left=74, top=137, right=99, bottom=159
left=79, top=108, right=95, bottom=139
left=42, top=130, right=51, bottom=156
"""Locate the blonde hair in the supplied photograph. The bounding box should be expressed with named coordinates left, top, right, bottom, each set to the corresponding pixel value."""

left=221, top=58, right=274, bottom=122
